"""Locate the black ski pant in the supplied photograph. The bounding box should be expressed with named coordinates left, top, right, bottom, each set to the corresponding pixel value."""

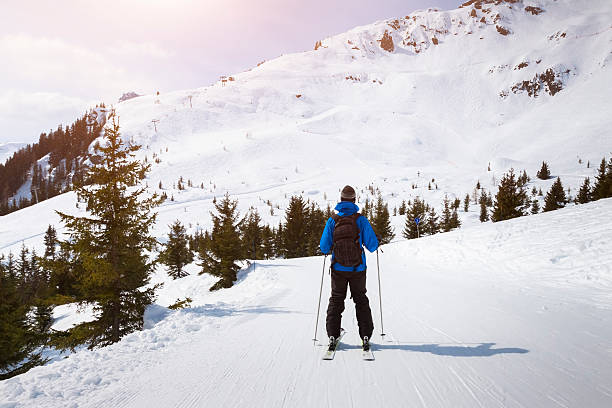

left=326, top=269, right=374, bottom=340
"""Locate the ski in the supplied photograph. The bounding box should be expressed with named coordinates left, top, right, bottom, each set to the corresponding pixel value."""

left=322, top=329, right=346, bottom=360
left=361, top=336, right=374, bottom=360
left=362, top=349, right=375, bottom=360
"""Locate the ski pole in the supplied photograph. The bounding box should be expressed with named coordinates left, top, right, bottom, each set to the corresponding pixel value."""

left=313, top=254, right=327, bottom=343
left=376, top=248, right=386, bottom=337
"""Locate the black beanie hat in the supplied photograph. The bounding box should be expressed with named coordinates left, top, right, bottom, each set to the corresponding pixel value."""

left=341, top=185, right=356, bottom=202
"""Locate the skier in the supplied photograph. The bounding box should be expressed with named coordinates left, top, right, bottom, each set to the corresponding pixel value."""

left=320, top=185, right=379, bottom=353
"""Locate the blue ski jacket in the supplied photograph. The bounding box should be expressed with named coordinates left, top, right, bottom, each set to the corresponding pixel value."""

left=319, top=202, right=379, bottom=272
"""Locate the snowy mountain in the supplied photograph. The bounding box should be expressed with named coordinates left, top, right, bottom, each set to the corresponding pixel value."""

left=2, top=0, right=611, bottom=227
left=0, top=142, right=27, bottom=165
left=1, top=195, right=611, bottom=407
left=105, top=0, right=610, bottom=231
left=1, top=0, right=612, bottom=405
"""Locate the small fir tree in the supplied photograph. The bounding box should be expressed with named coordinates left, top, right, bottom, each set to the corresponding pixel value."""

left=543, top=177, right=567, bottom=212
left=403, top=198, right=434, bottom=239
left=592, top=158, right=611, bottom=200
left=261, top=225, right=275, bottom=259
left=199, top=193, right=244, bottom=290
left=240, top=208, right=264, bottom=260
left=423, top=207, right=439, bottom=235
left=274, top=222, right=284, bottom=257
left=43, top=225, right=58, bottom=260
left=530, top=199, right=540, bottom=214
left=441, top=196, right=461, bottom=232
left=398, top=200, right=407, bottom=216
left=440, top=196, right=453, bottom=232
left=372, top=195, right=394, bottom=245
left=479, top=198, right=489, bottom=222
left=450, top=207, right=461, bottom=230
left=536, top=161, right=551, bottom=180
left=282, top=196, right=309, bottom=258
left=0, top=259, right=46, bottom=379
left=491, top=169, right=528, bottom=222
left=159, top=220, right=194, bottom=279
left=463, top=194, right=470, bottom=212
left=576, top=178, right=591, bottom=204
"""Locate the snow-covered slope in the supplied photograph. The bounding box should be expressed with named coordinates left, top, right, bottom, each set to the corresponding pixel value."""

left=107, top=0, right=610, bottom=230
left=2, top=198, right=611, bottom=407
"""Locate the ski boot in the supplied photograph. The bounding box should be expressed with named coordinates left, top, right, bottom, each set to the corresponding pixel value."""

left=328, top=336, right=338, bottom=352
left=362, top=336, right=371, bottom=352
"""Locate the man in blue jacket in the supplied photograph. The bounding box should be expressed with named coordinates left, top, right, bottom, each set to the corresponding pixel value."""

left=320, top=185, right=379, bottom=350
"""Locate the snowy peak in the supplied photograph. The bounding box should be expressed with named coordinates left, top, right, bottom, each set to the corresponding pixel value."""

left=316, top=0, right=546, bottom=56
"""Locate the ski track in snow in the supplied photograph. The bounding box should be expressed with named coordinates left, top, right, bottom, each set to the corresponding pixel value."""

left=1, top=199, right=612, bottom=407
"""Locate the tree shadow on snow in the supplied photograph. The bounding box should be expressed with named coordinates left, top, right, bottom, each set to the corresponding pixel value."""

left=234, top=262, right=300, bottom=284
left=343, top=342, right=528, bottom=357
left=182, top=303, right=297, bottom=318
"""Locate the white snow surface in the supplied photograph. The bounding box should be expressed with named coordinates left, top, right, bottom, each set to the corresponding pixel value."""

left=1, top=198, right=612, bottom=407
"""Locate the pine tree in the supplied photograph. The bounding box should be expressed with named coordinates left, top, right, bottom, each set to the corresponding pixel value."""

left=159, top=220, right=193, bottom=279
left=517, top=170, right=529, bottom=187
left=440, top=195, right=460, bottom=232
left=0, top=258, right=46, bottom=379
left=543, top=177, right=567, bottom=212
left=305, top=202, right=325, bottom=256
left=592, top=158, right=611, bottom=200
left=362, top=198, right=371, bottom=219
left=51, top=114, right=162, bottom=348
left=479, top=198, right=489, bottom=222
left=43, top=225, right=58, bottom=260
left=450, top=207, right=461, bottom=230
left=372, top=195, right=394, bottom=244
left=282, top=196, right=308, bottom=258
left=240, top=208, right=264, bottom=260
left=536, top=161, right=551, bottom=180
left=46, top=244, right=78, bottom=298
left=576, top=178, right=592, bottom=204
left=440, top=196, right=451, bottom=232
left=424, top=207, right=439, bottom=235
left=274, top=223, right=284, bottom=257
left=491, top=169, right=528, bottom=222
left=16, top=244, right=30, bottom=302
left=398, top=200, right=407, bottom=216
left=403, top=198, right=432, bottom=239
left=261, top=225, right=275, bottom=259
left=463, top=194, right=470, bottom=212
left=531, top=199, right=540, bottom=214
left=199, top=193, right=244, bottom=290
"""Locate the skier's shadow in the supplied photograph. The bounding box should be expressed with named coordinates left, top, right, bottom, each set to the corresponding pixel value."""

left=343, top=342, right=529, bottom=357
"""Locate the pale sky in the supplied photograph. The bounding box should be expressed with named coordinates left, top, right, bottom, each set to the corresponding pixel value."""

left=0, top=0, right=461, bottom=144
